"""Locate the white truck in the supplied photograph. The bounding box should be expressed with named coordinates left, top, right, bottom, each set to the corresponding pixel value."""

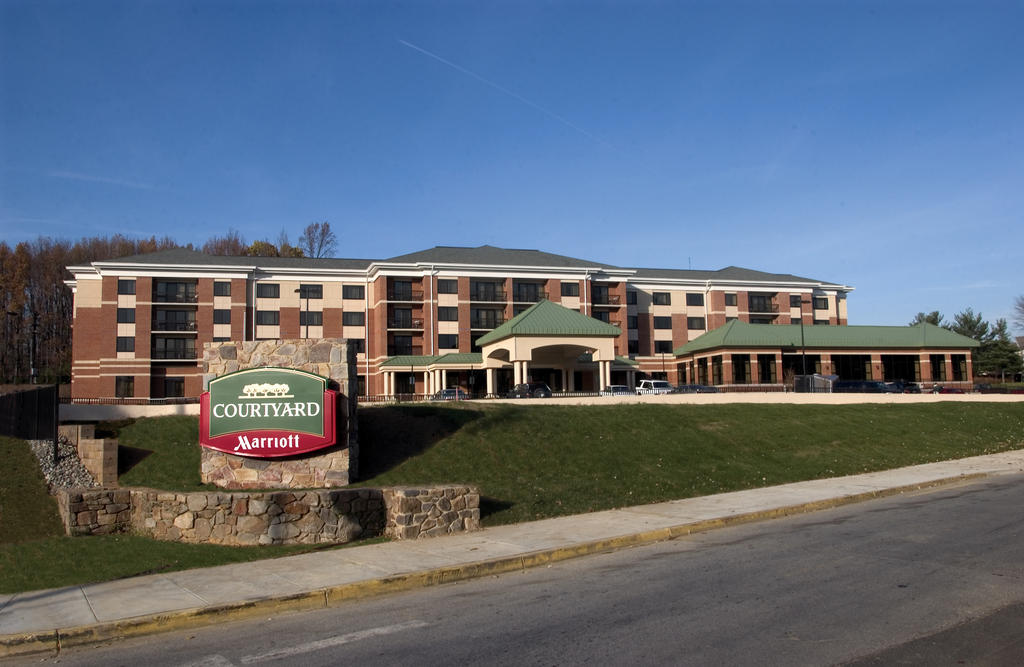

left=636, top=379, right=673, bottom=395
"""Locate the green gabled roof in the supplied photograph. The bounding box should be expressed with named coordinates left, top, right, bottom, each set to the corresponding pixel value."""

left=379, top=355, right=440, bottom=367
left=674, top=321, right=980, bottom=356
left=475, top=299, right=622, bottom=346
left=615, top=355, right=639, bottom=367
left=434, top=353, right=483, bottom=365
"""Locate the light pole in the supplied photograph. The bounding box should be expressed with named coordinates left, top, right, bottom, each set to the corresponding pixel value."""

left=798, top=299, right=810, bottom=388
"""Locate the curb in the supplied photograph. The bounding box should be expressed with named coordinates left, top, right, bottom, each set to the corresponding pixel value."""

left=0, top=473, right=988, bottom=658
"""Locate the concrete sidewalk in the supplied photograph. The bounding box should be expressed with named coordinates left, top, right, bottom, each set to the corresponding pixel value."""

left=4, top=451, right=1024, bottom=657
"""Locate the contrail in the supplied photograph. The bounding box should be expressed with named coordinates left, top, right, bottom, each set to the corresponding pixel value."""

left=398, top=39, right=610, bottom=146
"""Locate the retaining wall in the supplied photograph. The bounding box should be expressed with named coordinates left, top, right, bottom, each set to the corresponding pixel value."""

left=56, top=485, right=479, bottom=546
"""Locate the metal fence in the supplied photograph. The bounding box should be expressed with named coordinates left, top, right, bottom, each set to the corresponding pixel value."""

left=0, top=384, right=58, bottom=440
left=62, top=397, right=199, bottom=405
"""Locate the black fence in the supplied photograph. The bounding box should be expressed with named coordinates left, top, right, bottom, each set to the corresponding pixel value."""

left=0, top=384, right=58, bottom=440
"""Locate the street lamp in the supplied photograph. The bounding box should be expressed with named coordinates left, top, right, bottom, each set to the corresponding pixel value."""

left=798, top=299, right=811, bottom=388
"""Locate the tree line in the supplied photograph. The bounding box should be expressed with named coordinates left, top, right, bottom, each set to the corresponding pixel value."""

left=909, top=308, right=1024, bottom=379
left=0, top=223, right=337, bottom=384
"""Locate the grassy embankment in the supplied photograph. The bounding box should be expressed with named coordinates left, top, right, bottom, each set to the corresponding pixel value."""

left=2, top=402, right=1023, bottom=593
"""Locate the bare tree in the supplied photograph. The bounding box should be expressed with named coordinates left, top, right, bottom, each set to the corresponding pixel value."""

left=202, top=229, right=247, bottom=256
left=1014, top=295, right=1024, bottom=333
left=299, top=221, right=337, bottom=258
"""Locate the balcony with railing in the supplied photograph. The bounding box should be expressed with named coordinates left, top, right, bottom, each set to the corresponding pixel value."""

left=469, top=286, right=506, bottom=303
left=470, top=313, right=505, bottom=330
left=592, top=293, right=622, bottom=306
left=387, top=344, right=424, bottom=356
left=152, top=317, right=197, bottom=333
left=387, top=288, right=424, bottom=302
left=748, top=296, right=780, bottom=314
left=512, top=288, right=548, bottom=303
left=153, top=281, right=198, bottom=304
left=387, top=316, right=424, bottom=330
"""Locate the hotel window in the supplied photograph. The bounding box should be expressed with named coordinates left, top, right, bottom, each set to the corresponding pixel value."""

left=437, top=279, right=458, bottom=294
left=654, top=341, right=674, bottom=354
left=814, top=296, right=828, bottom=310
left=686, top=293, right=704, bottom=307
left=653, top=316, right=672, bottom=329
left=342, top=285, right=365, bottom=299
left=790, top=295, right=802, bottom=308
left=595, top=311, right=610, bottom=323
left=687, top=317, right=706, bottom=330
left=213, top=281, right=231, bottom=296
left=299, top=311, right=323, bottom=326
left=115, top=376, right=134, bottom=398
left=437, top=307, right=458, bottom=321
left=256, top=310, right=279, bottom=325
left=342, top=311, right=365, bottom=326
left=628, top=339, right=639, bottom=354
left=298, top=284, right=323, bottom=300
left=117, top=279, right=135, bottom=295
left=213, top=309, right=231, bottom=324
left=350, top=339, right=365, bottom=353
left=814, top=319, right=829, bottom=325
left=725, top=294, right=737, bottom=306
left=561, top=282, right=579, bottom=297
left=726, top=316, right=738, bottom=322
left=438, top=334, right=458, bottom=349
left=164, top=377, right=185, bottom=398
left=627, top=315, right=638, bottom=329
left=116, top=336, right=134, bottom=352
left=626, top=291, right=637, bottom=305
left=256, top=283, right=280, bottom=298
left=652, top=292, right=671, bottom=306
left=213, top=337, right=230, bottom=342
left=116, top=308, right=135, bottom=323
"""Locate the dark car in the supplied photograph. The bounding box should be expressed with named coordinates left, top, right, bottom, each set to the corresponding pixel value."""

left=833, top=380, right=893, bottom=393
left=507, top=382, right=552, bottom=398
left=932, top=385, right=965, bottom=394
left=430, top=387, right=469, bottom=401
left=673, top=384, right=720, bottom=394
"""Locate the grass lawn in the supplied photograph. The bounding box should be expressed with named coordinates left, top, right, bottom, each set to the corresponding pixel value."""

left=3, top=401, right=1022, bottom=593
left=357, top=402, right=1024, bottom=525
left=0, top=430, right=381, bottom=594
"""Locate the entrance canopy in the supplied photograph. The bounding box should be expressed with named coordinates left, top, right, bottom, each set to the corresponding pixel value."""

left=377, top=300, right=627, bottom=396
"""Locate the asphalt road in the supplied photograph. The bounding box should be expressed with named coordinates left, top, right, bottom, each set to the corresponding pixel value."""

left=29, top=474, right=1024, bottom=666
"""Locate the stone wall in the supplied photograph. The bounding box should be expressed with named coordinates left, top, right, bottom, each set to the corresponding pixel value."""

left=56, top=484, right=480, bottom=546
left=201, top=338, right=359, bottom=488
left=383, top=486, right=482, bottom=539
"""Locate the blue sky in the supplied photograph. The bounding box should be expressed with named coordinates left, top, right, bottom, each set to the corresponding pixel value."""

left=2, top=1, right=1021, bottom=330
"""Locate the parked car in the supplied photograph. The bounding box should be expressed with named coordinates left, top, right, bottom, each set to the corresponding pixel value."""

left=430, top=387, right=469, bottom=401
left=507, top=382, right=552, bottom=398
left=636, top=379, right=673, bottom=395
left=931, top=385, right=965, bottom=394
left=672, top=384, right=720, bottom=394
left=599, top=384, right=633, bottom=396
left=832, top=380, right=894, bottom=393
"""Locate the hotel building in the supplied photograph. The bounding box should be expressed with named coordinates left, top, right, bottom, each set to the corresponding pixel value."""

left=66, top=244, right=859, bottom=400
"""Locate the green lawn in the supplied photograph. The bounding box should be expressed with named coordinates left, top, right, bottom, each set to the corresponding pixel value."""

left=3, top=401, right=1022, bottom=593
left=357, top=402, right=1024, bottom=525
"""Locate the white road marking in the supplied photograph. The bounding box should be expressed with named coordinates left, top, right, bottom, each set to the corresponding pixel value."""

left=177, top=655, right=236, bottom=667
left=238, top=619, right=430, bottom=663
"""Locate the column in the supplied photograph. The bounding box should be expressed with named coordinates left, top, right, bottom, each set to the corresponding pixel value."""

left=441, top=369, right=448, bottom=389
left=920, top=354, right=931, bottom=381
left=486, top=368, right=496, bottom=397
left=722, top=356, right=733, bottom=385
left=775, top=356, right=784, bottom=386
left=568, top=369, right=576, bottom=391
left=750, top=357, right=759, bottom=385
